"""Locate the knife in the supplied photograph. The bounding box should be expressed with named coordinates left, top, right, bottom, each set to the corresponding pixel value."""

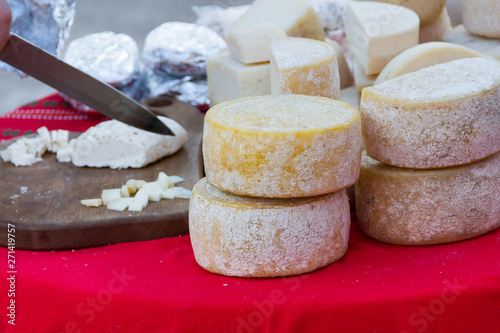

left=0, top=33, right=174, bottom=136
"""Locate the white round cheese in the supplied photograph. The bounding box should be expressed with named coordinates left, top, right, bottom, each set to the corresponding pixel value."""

left=462, top=0, right=500, bottom=38
left=374, top=42, right=482, bottom=85
left=189, top=178, right=350, bottom=277
left=355, top=0, right=446, bottom=25
left=361, top=57, right=500, bottom=169
left=203, top=95, right=363, bottom=198
left=355, top=152, right=500, bottom=245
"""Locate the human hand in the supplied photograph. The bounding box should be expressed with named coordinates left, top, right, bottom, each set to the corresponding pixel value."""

left=0, top=0, right=12, bottom=52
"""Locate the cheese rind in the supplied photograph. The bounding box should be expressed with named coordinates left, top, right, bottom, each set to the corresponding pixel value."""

left=229, top=0, right=325, bottom=41
left=203, top=95, right=362, bottom=198
left=270, top=37, right=340, bottom=99
left=345, top=1, right=419, bottom=75
left=226, top=22, right=286, bottom=64
left=355, top=152, right=500, bottom=245
left=462, top=0, right=500, bottom=38
left=419, top=8, right=452, bottom=44
left=189, top=178, right=350, bottom=277
left=207, top=49, right=270, bottom=105
left=374, top=42, right=483, bottom=85
left=69, top=116, right=188, bottom=169
left=361, top=57, right=500, bottom=169
left=356, top=0, right=446, bottom=25
left=443, top=25, right=500, bottom=60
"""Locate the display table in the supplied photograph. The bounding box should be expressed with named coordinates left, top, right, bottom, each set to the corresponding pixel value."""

left=1, top=95, right=499, bottom=333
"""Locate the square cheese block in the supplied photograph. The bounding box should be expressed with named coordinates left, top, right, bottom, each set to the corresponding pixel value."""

left=226, top=22, right=286, bottom=64
left=462, top=0, right=500, bottom=38
left=325, top=37, right=353, bottom=89
left=207, top=49, right=270, bottom=106
left=345, top=1, right=419, bottom=75
left=443, top=25, right=500, bottom=60
left=203, top=95, right=362, bottom=198
left=270, top=37, right=340, bottom=99
left=229, top=0, right=325, bottom=41
left=356, top=152, right=500, bottom=245
left=189, top=178, right=350, bottom=277
left=361, top=57, right=500, bottom=169
left=419, top=7, right=452, bottom=44
left=355, top=0, right=446, bottom=25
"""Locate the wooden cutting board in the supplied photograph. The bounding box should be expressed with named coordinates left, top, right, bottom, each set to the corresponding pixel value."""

left=0, top=96, right=204, bottom=250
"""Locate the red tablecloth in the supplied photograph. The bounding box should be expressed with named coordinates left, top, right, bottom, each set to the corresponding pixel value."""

left=1, top=95, right=500, bottom=333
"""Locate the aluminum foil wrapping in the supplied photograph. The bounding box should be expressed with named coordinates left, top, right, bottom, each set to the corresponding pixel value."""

left=61, top=32, right=143, bottom=115
left=145, top=69, right=209, bottom=107
left=192, top=5, right=250, bottom=38
left=0, top=0, right=75, bottom=75
left=142, top=22, right=226, bottom=77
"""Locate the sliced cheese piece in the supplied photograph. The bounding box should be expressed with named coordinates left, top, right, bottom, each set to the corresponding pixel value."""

left=189, top=177, right=350, bottom=277
left=443, top=25, right=500, bottom=60
left=360, top=57, right=500, bottom=169
left=70, top=116, right=188, bottom=169
left=107, top=198, right=134, bottom=211
left=81, top=199, right=103, bottom=207
left=101, top=189, right=122, bottom=205
left=419, top=8, right=452, bottom=44
left=374, top=42, right=483, bottom=85
left=226, top=22, right=286, bottom=64
left=207, top=49, right=270, bottom=106
left=229, top=0, right=325, bottom=41
left=203, top=95, right=362, bottom=198
left=462, top=0, right=500, bottom=38
left=270, top=37, right=340, bottom=99
left=128, top=188, right=151, bottom=212
left=353, top=60, right=377, bottom=98
left=345, top=1, right=419, bottom=75
left=355, top=0, right=446, bottom=25
left=356, top=152, right=500, bottom=245
left=325, top=37, right=353, bottom=89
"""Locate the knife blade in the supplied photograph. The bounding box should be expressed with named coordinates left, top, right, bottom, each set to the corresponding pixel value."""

left=0, top=33, right=174, bottom=136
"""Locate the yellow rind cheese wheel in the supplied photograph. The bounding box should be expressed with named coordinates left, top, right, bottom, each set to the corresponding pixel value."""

left=189, top=178, right=350, bottom=277
left=355, top=152, right=500, bottom=245
left=361, top=57, right=500, bottom=169
left=203, top=95, right=363, bottom=198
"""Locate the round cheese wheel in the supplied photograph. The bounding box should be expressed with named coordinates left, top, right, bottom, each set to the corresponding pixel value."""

left=462, top=0, right=500, bottom=38
left=189, top=178, right=350, bottom=277
left=374, top=42, right=482, bottom=85
left=203, top=95, right=362, bottom=198
left=361, top=57, right=500, bottom=169
left=355, top=152, right=500, bottom=245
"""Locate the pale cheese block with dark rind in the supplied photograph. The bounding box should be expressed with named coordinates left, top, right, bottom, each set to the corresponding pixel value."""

left=355, top=152, right=500, bottom=245
left=203, top=95, right=362, bottom=198
left=462, top=0, right=500, bottom=38
left=189, top=178, right=351, bottom=277
left=270, top=37, right=340, bottom=99
left=374, top=42, right=483, bottom=85
left=355, top=0, right=446, bottom=25
left=361, top=57, right=500, bottom=169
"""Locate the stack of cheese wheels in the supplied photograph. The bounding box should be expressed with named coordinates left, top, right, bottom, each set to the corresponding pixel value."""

left=356, top=56, right=500, bottom=245
left=190, top=95, right=363, bottom=277
left=207, top=0, right=326, bottom=105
